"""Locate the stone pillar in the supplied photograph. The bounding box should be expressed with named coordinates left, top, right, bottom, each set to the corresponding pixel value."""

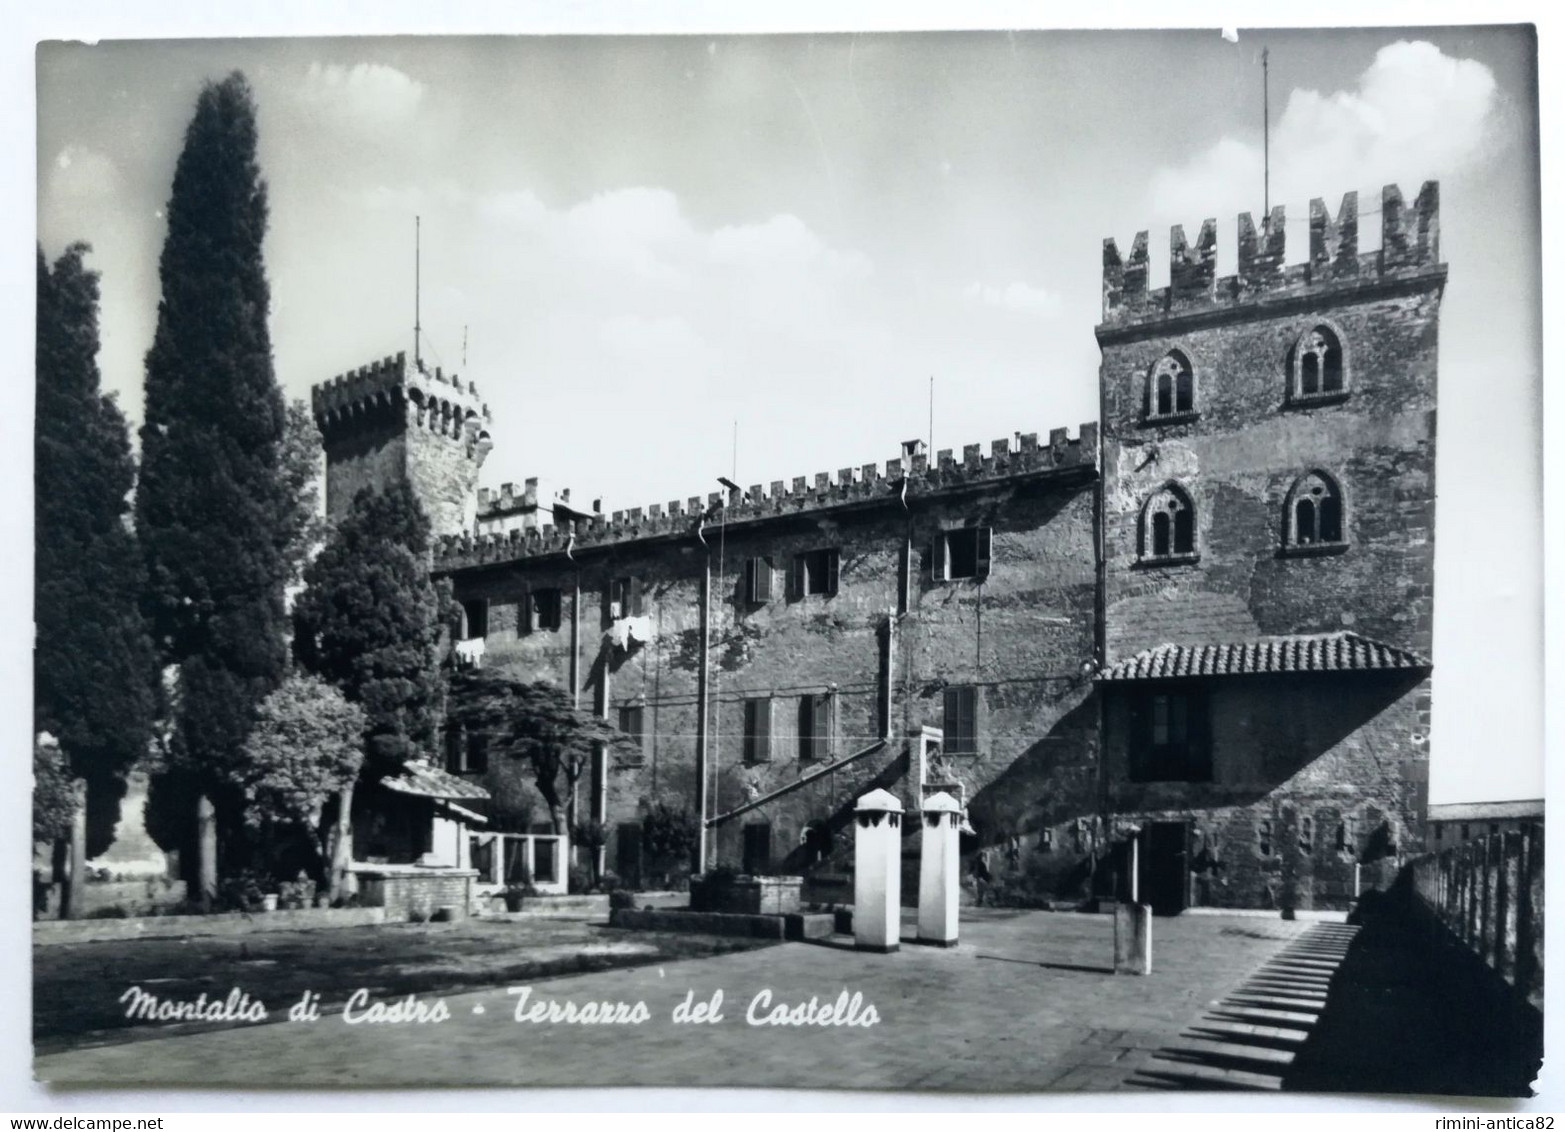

left=917, top=792, right=961, bottom=946
left=853, top=789, right=904, bottom=953
left=197, top=794, right=218, bottom=910
left=61, top=779, right=88, bottom=920
left=1114, top=901, right=1152, bottom=975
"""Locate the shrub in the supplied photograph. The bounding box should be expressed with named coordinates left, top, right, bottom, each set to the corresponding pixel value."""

left=86, top=904, right=130, bottom=919
left=568, top=863, right=593, bottom=894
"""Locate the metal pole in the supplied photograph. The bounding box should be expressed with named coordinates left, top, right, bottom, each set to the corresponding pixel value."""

left=414, top=215, right=422, bottom=369
left=694, top=554, right=711, bottom=875
left=1262, top=48, right=1270, bottom=229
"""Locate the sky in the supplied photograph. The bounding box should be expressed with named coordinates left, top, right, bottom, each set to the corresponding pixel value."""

left=35, top=25, right=1542, bottom=807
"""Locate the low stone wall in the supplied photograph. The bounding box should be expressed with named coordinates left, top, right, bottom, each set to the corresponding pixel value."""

left=355, top=867, right=477, bottom=922
left=611, top=907, right=787, bottom=940
left=1400, top=825, right=1544, bottom=1011
left=690, top=875, right=803, bottom=915
left=33, top=906, right=386, bottom=946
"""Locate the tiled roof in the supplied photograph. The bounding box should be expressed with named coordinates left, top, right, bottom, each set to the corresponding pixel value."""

left=381, top=761, right=492, bottom=802
left=1098, top=632, right=1430, bottom=682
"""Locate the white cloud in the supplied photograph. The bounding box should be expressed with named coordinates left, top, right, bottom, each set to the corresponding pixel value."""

left=48, top=145, right=121, bottom=201
left=963, top=280, right=1061, bottom=316
left=297, top=62, right=425, bottom=132
left=1148, top=41, right=1499, bottom=229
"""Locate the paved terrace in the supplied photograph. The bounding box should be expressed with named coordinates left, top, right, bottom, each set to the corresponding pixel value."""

left=36, top=907, right=1536, bottom=1096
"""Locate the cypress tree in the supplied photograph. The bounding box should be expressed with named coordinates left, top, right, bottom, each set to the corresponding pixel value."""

left=135, top=73, right=291, bottom=904
left=34, top=244, right=158, bottom=904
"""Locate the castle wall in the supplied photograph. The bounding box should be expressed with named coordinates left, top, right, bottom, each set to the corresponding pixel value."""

left=442, top=456, right=1102, bottom=894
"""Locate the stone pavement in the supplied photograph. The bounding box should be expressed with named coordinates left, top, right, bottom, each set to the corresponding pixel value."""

left=38, top=909, right=1319, bottom=1093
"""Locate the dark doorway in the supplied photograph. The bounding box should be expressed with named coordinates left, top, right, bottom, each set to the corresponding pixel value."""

left=615, top=822, right=643, bottom=888
left=742, top=822, right=772, bottom=875
left=1138, top=821, right=1191, bottom=915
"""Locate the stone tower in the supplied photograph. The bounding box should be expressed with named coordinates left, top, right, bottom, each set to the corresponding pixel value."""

left=1093, top=182, right=1444, bottom=911
left=311, top=352, right=493, bottom=538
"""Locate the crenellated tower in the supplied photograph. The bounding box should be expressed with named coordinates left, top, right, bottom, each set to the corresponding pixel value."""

left=311, top=351, right=493, bottom=538
left=1094, top=182, right=1444, bottom=911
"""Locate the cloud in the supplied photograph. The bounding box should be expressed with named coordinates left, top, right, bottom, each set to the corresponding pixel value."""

left=1148, top=41, right=1499, bottom=227
left=963, top=280, right=1061, bottom=316
left=297, top=62, right=425, bottom=132
left=47, top=145, right=122, bottom=201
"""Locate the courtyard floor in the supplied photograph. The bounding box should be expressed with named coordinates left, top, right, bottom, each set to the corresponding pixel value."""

left=35, top=906, right=1539, bottom=1097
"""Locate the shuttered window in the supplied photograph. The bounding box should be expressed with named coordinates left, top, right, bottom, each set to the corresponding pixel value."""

left=938, top=527, right=992, bottom=581
left=943, top=685, right=978, bottom=755
left=527, top=588, right=562, bottom=633
left=798, top=692, right=834, bottom=762
left=743, top=697, right=772, bottom=764
left=745, top=557, right=773, bottom=604
left=607, top=576, right=643, bottom=623
left=1127, top=687, right=1211, bottom=782
left=790, top=548, right=840, bottom=597
left=618, top=703, right=650, bottom=765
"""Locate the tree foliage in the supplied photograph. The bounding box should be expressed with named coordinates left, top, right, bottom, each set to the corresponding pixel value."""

left=449, top=672, right=636, bottom=834
left=237, top=673, right=366, bottom=846
left=33, top=734, right=77, bottom=845
left=35, top=243, right=158, bottom=854
left=292, top=482, right=446, bottom=774
left=279, top=399, right=326, bottom=588
left=135, top=72, right=292, bottom=805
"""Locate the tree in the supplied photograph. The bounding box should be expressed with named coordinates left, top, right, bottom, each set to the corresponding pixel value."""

left=35, top=243, right=159, bottom=911
left=235, top=673, right=366, bottom=880
left=292, top=482, right=446, bottom=768
left=279, top=400, right=326, bottom=589
left=134, top=73, right=292, bottom=906
left=449, top=672, right=635, bottom=835
left=291, top=482, right=448, bottom=896
left=641, top=802, right=699, bottom=887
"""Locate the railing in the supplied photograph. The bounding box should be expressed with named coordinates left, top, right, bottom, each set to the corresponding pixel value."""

left=1404, top=824, right=1543, bottom=1011
left=469, top=831, right=570, bottom=895
left=706, top=738, right=888, bottom=829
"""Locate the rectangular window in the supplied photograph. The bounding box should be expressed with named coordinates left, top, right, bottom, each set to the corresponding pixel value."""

left=1299, top=817, right=1314, bottom=854
left=798, top=692, right=834, bottom=762
left=745, top=557, right=773, bottom=604
left=1338, top=818, right=1355, bottom=854
left=1258, top=820, right=1274, bottom=858
left=942, top=685, right=978, bottom=755
left=608, top=576, right=642, bottom=620
left=743, top=697, right=772, bottom=764
left=790, top=548, right=839, bottom=597
left=742, top=822, right=772, bottom=875
left=527, top=588, right=562, bottom=633
left=446, top=729, right=488, bottom=775
left=1127, top=688, right=1211, bottom=782
left=461, top=598, right=489, bottom=640
left=936, top=527, right=992, bottom=581
left=617, top=703, right=651, bottom=765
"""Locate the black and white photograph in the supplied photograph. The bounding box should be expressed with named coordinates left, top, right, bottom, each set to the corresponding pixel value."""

left=15, top=5, right=1551, bottom=1111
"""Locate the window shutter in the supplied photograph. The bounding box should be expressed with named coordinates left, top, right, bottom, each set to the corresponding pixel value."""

left=758, top=698, right=772, bottom=762
left=789, top=555, right=804, bottom=599
left=975, top=527, right=992, bottom=579
left=932, top=535, right=947, bottom=582
left=521, top=587, right=534, bottom=635
left=1127, top=695, right=1148, bottom=780
left=798, top=695, right=815, bottom=760
left=825, top=549, right=840, bottom=595
left=627, top=576, right=642, bottom=617
left=823, top=692, right=837, bottom=760
left=943, top=687, right=958, bottom=750
left=962, top=686, right=977, bottom=753
left=748, top=557, right=772, bottom=604
left=1189, top=692, right=1212, bottom=781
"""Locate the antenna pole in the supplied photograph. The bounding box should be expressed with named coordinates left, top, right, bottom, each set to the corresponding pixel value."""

left=1262, top=47, right=1271, bottom=231
left=462, top=324, right=468, bottom=369
left=414, top=215, right=423, bottom=370
left=928, top=375, right=934, bottom=454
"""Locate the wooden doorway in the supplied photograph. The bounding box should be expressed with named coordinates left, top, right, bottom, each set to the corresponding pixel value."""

left=1138, top=821, right=1191, bottom=916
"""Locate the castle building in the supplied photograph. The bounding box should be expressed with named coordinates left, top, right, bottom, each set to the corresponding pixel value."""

left=311, top=181, right=1443, bottom=913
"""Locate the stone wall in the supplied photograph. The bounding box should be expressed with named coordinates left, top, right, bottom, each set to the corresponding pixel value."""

left=1093, top=183, right=1442, bottom=910
left=443, top=448, right=1102, bottom=892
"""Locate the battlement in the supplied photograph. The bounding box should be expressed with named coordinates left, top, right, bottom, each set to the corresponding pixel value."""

left=434, top=422, right=1099, bottom=571
left=1100, top=182, right=1442, bottom=331
left=311, top=351, right=493, bottom=446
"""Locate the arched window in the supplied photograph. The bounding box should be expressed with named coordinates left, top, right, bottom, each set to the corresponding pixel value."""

left=1139, top=483, right=1197, bottom=562
left=1284, top=471, right=1346, bottom=549
left=1146, top=351, right=1195, bottom=420
left=1292, top=324, right=1348, bottom=401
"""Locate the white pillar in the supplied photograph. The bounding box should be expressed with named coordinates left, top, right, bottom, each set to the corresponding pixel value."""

left=853, top=789, right=904, bottom=953
left=917, top=791, right=962, bottom=946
